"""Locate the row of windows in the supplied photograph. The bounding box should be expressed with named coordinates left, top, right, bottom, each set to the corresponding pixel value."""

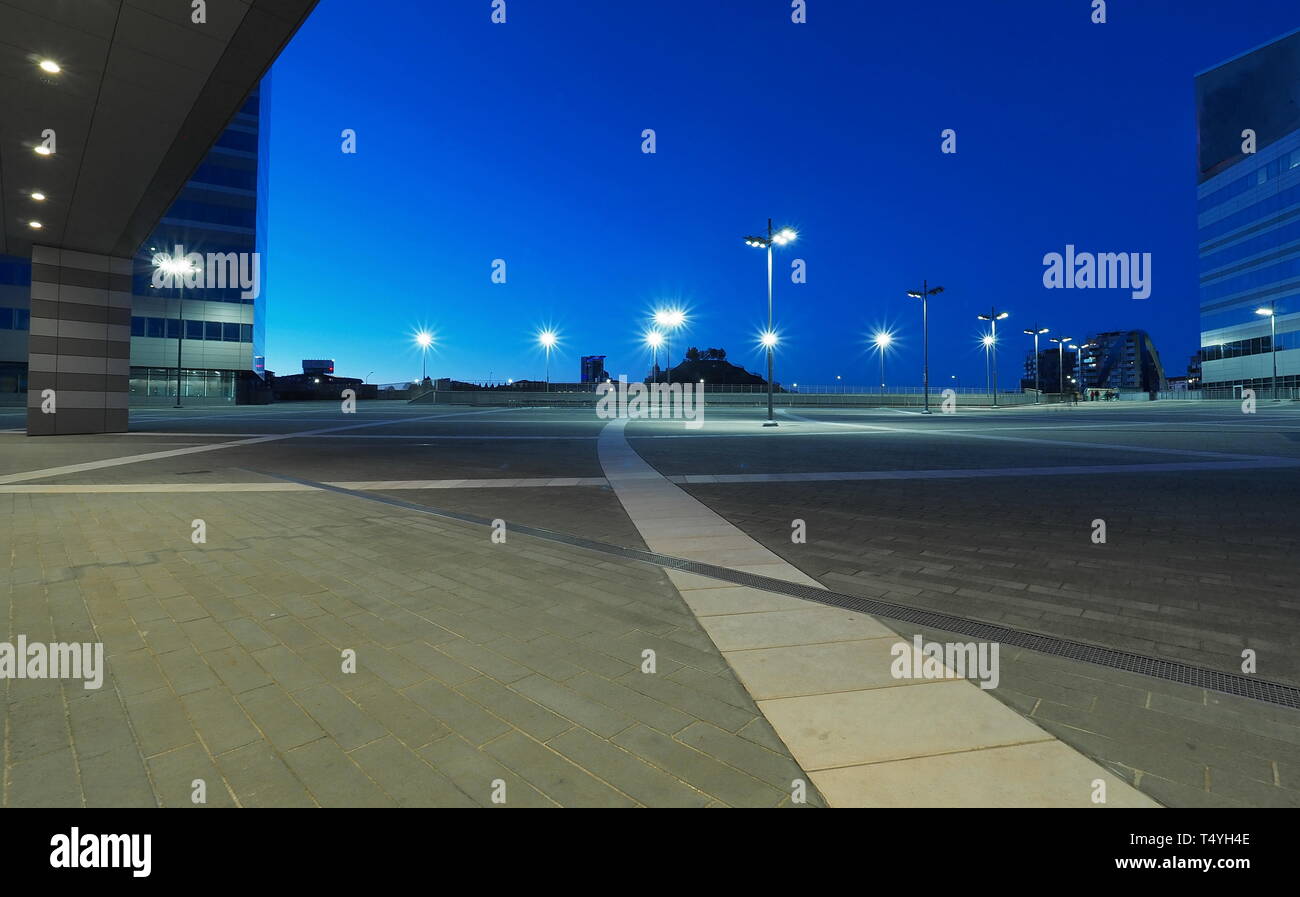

left=1199, top=181, right=1300, bottom=245
left=1200, top=214, right=1300, bottom=276
left=131, top=317, right=252, bottom=342
left=1199, top=149, right=1300, bottom=214
left=0, top=307, right=30, bottom=330
left=1200, top=331, right=1300, bottom=362
left=1199, top=254, right=1300, bottom=304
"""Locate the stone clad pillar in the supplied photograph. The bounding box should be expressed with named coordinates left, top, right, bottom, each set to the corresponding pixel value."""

left=26, top=246, right=132, bottom=436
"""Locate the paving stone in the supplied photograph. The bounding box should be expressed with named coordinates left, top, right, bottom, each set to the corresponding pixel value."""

left=611, top=724, right=786, bottom=807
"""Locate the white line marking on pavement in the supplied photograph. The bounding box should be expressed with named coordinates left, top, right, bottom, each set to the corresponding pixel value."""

left=0, top=407, right=530, bottom=486
left=0, top=476, right=609, bottom=494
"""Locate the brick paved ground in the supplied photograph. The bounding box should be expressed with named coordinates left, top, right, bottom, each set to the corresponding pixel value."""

left=4, top=400, right=1299, bottom=807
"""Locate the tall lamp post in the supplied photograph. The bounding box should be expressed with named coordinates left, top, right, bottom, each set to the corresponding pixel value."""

left=1255, top=302, right=1280, bottom=401
left=873, top=331, right=892, bottom=399
left=415, top=330, right=433, bottom=385
left=1023, top=324, right=1049, bottom=403
left=538, top=329, right=557, bottom=392
left=907, top=281, right=944, bottom=414
left=645, top=329, right=664, bottom=381
left=744, top=220, right=797, bottom=427
left=153, top=253, right=199, bottom=409
left=1049, top=335, right=1072, bottom=398
left=652, top=308, right=685, bottom=384
left=977, top=307, right=1009, bottom=406
left=981, top=335, right=994, bottom=397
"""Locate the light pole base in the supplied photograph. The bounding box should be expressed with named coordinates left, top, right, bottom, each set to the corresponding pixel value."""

left=762, top=420, right=779, bottom=427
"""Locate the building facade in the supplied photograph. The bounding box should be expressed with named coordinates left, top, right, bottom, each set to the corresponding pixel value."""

left=0, top=80, right=270, bottom=407
left=1079, top=330, right=1168, bottom=392
left=1196, top=29, right=1300, bottom=391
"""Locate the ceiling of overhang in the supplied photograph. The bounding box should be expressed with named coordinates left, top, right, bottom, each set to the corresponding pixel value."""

left=0, top=0, right=317, bottom=261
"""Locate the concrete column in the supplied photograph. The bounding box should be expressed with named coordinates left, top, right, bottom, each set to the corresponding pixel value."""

left=26, top=246, right=132, bottom=436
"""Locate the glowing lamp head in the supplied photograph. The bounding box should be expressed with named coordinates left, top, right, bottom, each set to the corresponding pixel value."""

left=415, top=331, right=433, bottom=349
left=873, top=332, right=893, bottom=350
left=982, top=335, right=996, bottom=348
left=644, top=330, right=664, bottom=350
left=152, top=253, right=196, bottom=276
left=1255, top=307, right=1275, bottom=317
left=38, top=60, right=60, bottom=74
left=760, top=330, right=779, bottom=349
left=772, top=227, right=797, bottom=246
left=538, top=329, right=558, bottom=349
left=653, top=308, right=685, bottom=330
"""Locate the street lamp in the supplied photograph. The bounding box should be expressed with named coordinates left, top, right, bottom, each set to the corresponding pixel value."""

left=1049, top=336, right=1072, bottom=397
left=414, top=330, right=434, bottom=384
left=907, top=281, right=944, bottom=414
left=1255, top=303, right=1279, bottom=401
left=1023, top=324, right=1049, bottom=403
left=153, top=252, right=199, bottom=408
left=652, top=307, right=686, bottom=384
left=537, top=329, right=558, bottom=391
left=977, top=308, right=1009, bottom=406
left=744, top=220, right=797, bottom=426
left=644, top=329, right=664, bottom=381
left=873, top=331, right=893, bottom=398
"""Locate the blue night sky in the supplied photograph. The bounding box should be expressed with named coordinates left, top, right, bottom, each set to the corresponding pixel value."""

left=262, top=0, right=1298, bottom=387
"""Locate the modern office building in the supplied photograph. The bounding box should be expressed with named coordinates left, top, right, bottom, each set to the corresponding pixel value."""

left=1, top=81, right=270, bottom=408
left=1079, top=330, right=1168, bottom=392
left=580, top=355, right=608, bottom=383
left=0, top=0, right=315, bottom=434
left=1196, top=28, right=1300, bottom=391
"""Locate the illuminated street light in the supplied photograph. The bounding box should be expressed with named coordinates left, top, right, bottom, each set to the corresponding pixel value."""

left=977, top=308, right=1009, bottom=406
left=414, top=330, right=434, bottom=384
left=1049, top=336, right=1073, bottom=398
left=538, top=328, right=558, bottom=391
left=30, top=192, right=45, bottom=201
left=152, top=253, right=200, bottom=408
left=744, top=220, right=797, bottom=426
left=38, top=60, right=60, bottom=74
left=1023, top=324, right=1050, bottom=403
left=644, top=329, right=665, bottom=380
left=907, top=281, right=945, bottom=413
left=652, top=308, right=686, bottom=384
left=873, top=331, right=893, bottom=398
left=1255, top=303, right=1281, bottom=400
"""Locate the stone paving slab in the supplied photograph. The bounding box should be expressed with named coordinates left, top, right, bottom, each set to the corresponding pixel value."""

left=602, top=418, right=1155, bottom=807
left=1, top=483, right=824, bottom=807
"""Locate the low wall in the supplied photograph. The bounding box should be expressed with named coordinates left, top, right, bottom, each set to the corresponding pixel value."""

left=413, top=390, right=1053, bottom=408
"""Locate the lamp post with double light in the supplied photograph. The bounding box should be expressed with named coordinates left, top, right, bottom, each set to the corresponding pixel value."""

left=873, top=331, right=892, bottom=399
left=977, top=307, right=1009, bottom=406
left=907, top=281, right=944, bottom=414
left=1049, top=336, right=1072, bottom=398
left=652, top=308, right=685, bottom=384
left=744, top=221, right=797, bottom=426
left=1023, top=324, right=1049, bottom=403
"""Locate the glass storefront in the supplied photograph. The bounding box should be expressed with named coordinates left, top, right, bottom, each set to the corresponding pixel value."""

left=128, top=367, right=236, bottom=400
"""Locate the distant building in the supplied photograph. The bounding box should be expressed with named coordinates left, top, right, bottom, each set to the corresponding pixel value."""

left=580, top=355, right=608, bottom=383
left=1079, top=331, right=1169, bottom=392
left=1021, top=347, right=1078, bottom=394
left=1196, top=29, right=1300, bottom=389
left=302, top=359, right=335, bottom=375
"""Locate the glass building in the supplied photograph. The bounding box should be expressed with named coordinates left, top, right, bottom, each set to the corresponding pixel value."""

left=1196, top=29, right=1300, bottom=391
left=0, top=78, right=270, bottom=406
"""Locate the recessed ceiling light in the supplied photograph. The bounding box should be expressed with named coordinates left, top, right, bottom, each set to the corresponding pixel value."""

left=38, top=60, right=60, bottom=74
left=33, top=145, right=52, bottom=156
left=31, top=192, right=46, bottom=201
left=28, top=221, right=42, bottom=229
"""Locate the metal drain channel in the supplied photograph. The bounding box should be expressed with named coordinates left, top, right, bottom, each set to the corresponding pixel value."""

left=257, top=471, right=1300, bottom=711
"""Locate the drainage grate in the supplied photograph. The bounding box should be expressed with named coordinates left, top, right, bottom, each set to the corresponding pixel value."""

left=255, top=470, right=1300, bottom=711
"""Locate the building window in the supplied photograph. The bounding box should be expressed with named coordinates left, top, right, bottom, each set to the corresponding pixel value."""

left=186, top=320, right=203, bottom=340
left=205, top=321, right=222, bottom=341
left=147, top=317, right=165, bottom=338
left=223, top=322, right=240, bottom=342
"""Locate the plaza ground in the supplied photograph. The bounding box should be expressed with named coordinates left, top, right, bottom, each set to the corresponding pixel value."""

left=1, top=399, right=1297, bottom=807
